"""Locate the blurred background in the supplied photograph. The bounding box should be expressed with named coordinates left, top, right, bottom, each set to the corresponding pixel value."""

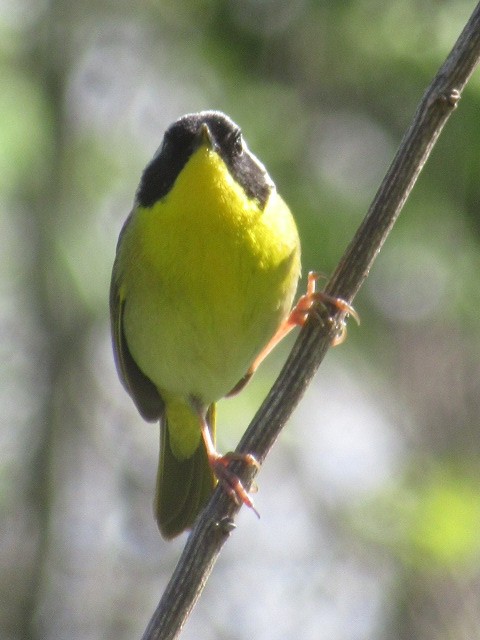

left=2, top=1, right=480, bottom=638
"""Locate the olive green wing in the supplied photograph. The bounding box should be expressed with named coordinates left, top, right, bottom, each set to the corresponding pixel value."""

left=109, top=267, right=164, bottom=422
left=110, top=259, right=215, bottom=538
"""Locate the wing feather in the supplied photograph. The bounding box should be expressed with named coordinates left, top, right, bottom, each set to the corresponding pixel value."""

left=110, top=267, right=164, bottom=422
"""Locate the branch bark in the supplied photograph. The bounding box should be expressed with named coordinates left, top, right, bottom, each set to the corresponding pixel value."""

left=142, top=4, right=480, bottom=639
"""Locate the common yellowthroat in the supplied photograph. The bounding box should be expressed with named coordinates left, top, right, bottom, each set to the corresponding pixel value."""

left=110, top=111, right=305, bottom=538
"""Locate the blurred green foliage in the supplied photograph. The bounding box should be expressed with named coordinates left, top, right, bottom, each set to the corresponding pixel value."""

left=358, top=462, right=480, bottom=568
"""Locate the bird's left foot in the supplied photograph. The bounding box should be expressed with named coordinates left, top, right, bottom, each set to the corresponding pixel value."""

left=301, top=272, right=360, bottom=346
left=275, top=271, right=359, bottom=345
left=227, top=273, right=359, bottom=397
left=246, top=271, right=359, bottom=374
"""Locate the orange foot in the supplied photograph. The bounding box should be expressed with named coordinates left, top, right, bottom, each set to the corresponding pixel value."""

left=303, top=272, right=360, bottom=347
left=247, top=271, right=359, bottom=375
left=200, top=413, right=260, bottom=517
left=210, top=452, right=260, bottom=517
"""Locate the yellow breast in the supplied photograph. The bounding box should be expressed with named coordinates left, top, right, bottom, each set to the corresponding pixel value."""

left=119, top=145, right=300, bottom=403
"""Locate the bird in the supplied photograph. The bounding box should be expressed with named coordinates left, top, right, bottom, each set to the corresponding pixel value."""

left=110, top=110, right=309, bottom=538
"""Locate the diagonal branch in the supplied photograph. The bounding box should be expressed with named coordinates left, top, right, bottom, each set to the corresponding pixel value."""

left=141, top=4, right=480, bottom=639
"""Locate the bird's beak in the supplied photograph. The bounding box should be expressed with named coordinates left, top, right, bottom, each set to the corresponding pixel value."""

left=198, top=123, right=215, bottom=150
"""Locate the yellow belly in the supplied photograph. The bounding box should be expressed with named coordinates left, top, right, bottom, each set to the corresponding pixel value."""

left=119, top=146, right=300, bottom=404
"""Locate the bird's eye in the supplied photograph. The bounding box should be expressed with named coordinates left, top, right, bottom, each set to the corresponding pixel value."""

left=228, top=128, right=243, bottom=156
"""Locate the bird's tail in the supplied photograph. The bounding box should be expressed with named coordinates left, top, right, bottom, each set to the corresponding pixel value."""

left=155, top=404, right=216, bottom=539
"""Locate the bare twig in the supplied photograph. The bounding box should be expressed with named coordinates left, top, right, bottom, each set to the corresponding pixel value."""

left=142, top=5, right=480, bottom=639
